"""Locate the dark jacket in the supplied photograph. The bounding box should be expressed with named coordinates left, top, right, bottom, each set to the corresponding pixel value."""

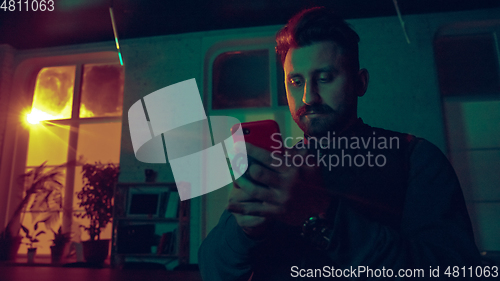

left=199, top=120, right=480, bottom=280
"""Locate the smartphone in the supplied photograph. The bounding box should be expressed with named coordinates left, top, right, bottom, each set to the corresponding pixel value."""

left=231, top=120, right=283, bottom=152
left=230, top=120, right=283, bottom=182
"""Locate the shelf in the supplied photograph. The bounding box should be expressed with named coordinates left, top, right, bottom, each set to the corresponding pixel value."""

left=111, top=182, right=190, bottom=268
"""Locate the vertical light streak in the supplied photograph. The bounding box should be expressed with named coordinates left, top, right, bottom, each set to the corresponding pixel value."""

left=109, top=7, right=123, bottom=65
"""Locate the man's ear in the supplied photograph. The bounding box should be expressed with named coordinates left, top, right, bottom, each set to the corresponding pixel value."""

left=356, top=68, right=369, bottom=97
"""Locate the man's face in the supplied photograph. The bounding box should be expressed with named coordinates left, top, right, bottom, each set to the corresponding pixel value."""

left=284, top=41, right=366, bottom=137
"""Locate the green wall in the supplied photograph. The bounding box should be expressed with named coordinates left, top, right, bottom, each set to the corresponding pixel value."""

left=117, top=8, right=500, bottom=261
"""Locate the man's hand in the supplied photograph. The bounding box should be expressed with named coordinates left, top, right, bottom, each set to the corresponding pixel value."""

left=228, top=143, right=332, bottom=227
left=228, top=184, right=272, bottom=238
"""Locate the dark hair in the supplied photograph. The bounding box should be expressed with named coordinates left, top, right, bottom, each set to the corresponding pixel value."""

left=276, top=7, right=360, bottom=70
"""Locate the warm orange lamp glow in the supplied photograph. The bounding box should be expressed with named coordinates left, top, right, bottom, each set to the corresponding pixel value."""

left=26, top=113, right=40, bottom=124
left=26, top=108, right=59, bottom=125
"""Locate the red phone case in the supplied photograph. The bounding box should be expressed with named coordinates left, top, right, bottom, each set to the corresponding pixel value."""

left=231, top=120, right=283, bottom=152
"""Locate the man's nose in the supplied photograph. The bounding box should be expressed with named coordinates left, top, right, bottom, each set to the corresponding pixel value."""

left=302, top=80, right=321, bottom=105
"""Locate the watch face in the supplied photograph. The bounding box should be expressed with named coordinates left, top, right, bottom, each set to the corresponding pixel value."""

left=301, top=216, right=333, bottom=250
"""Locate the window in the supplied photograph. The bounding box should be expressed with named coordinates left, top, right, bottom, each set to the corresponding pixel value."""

left=21, top=63, right=124, bottom=255
left=436, top=26, right=500, bottom=251
left=435, top=34, right=500, bottom=97
left=211, top=48, right=287, bottom=110
left=213, top=50, right=270, bottom=109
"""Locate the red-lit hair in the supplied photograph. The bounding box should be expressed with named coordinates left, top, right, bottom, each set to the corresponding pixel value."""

left=276, top=7, right=360, bottom=71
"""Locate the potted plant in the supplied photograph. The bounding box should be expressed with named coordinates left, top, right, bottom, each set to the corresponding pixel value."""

left=50, top=226, right=71, bottom=263
left=75, top=162, right=119, bottom=264
left=0, top=162, right=64, bottom=261
left=0, top=228, right=22, bottom=261
left=20, top=223, right=46, bottom=263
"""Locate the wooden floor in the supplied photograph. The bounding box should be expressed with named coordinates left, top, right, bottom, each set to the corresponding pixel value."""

left=1, top=255, right=203, bottom=281
left=0, top=265, right=203, bottom=281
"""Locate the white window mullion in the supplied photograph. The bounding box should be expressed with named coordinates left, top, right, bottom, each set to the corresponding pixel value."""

left=62, top=64, right=83, bottom=235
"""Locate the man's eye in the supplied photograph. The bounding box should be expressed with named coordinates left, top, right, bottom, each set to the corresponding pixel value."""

left=318, top=74, right=333, bottom=83
left=289, top=78, right=302, bottom=86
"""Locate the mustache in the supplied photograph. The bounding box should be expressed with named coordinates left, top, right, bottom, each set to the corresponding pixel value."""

left=295, top=104, right=335, bottom=117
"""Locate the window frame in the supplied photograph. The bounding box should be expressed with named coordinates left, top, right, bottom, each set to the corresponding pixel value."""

left=0, top=48, right=122, bottom=256
left=204, top=36, right=288, bottom=113
left=435, top=21, right=500, bottom=252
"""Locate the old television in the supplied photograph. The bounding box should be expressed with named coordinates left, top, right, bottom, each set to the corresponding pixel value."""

left=127, top=188, right=163, bottom=218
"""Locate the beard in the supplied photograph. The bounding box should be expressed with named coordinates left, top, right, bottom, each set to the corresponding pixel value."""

left=291, top=103, right=353, bottom=137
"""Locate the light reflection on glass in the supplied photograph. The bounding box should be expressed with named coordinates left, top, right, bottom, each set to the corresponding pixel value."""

left=31, top=66, right=76, bottom=121
left=80, top=64, right=124, bottom=118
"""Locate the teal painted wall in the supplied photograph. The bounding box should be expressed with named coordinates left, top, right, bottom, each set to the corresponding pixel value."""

left=117, top=8, right=500, bottom=261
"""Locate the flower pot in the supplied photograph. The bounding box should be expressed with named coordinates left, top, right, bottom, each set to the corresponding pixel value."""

left=27, top=248, right=36, bottom=263
left=82, top=240, right=109, bottom=264
left=0, top=236, right=22, bottom=261
left=50, top=244, right=67, bottom=264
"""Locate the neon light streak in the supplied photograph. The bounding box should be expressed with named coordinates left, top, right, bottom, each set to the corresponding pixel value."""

left=109, top=7, right=123, bottom=66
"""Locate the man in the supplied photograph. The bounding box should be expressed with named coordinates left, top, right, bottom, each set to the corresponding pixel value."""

left=199, top=7, right=480, bottom=280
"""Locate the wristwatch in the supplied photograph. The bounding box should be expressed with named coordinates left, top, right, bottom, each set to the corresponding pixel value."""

left=301, top=195, right=339, bottom=251
left=301, top=215, right=334, bottom=251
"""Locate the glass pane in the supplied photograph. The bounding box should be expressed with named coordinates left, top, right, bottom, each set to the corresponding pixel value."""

left=73, top=122, right=122, bottom=210
left=73, top=163, right=118, bottom=212
left=444, top=100, right=500, bottom=151
left=76, top=122, right=122, bottom=164
left=18, top=212, right=62, bottom=255
left=80, top=64, right=125, bottom=118
left=73, top=122, right=121, bottom=239
left=73, top=165, right=84, bottom=212
left=212, top=50, right=270, bottom=109
left=73, top=165, right=113, bottom=242
left=435, top=34, right=500, bottom=97
left=72, top=212, right=113, bottom=241
left=26, top=124, right=70, bottom=166
left=18, top=163, right=65, bottom=256
left=31, top=66, right=75, bottom=121
left=22, top=166, right=66, bottom=215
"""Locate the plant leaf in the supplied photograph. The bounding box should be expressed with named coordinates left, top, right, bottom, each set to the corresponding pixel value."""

left=20, top=225, right=29, bottom=235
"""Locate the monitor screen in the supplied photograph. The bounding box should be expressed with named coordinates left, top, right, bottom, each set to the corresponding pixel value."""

left=128, top=193, right=160, bottom=216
